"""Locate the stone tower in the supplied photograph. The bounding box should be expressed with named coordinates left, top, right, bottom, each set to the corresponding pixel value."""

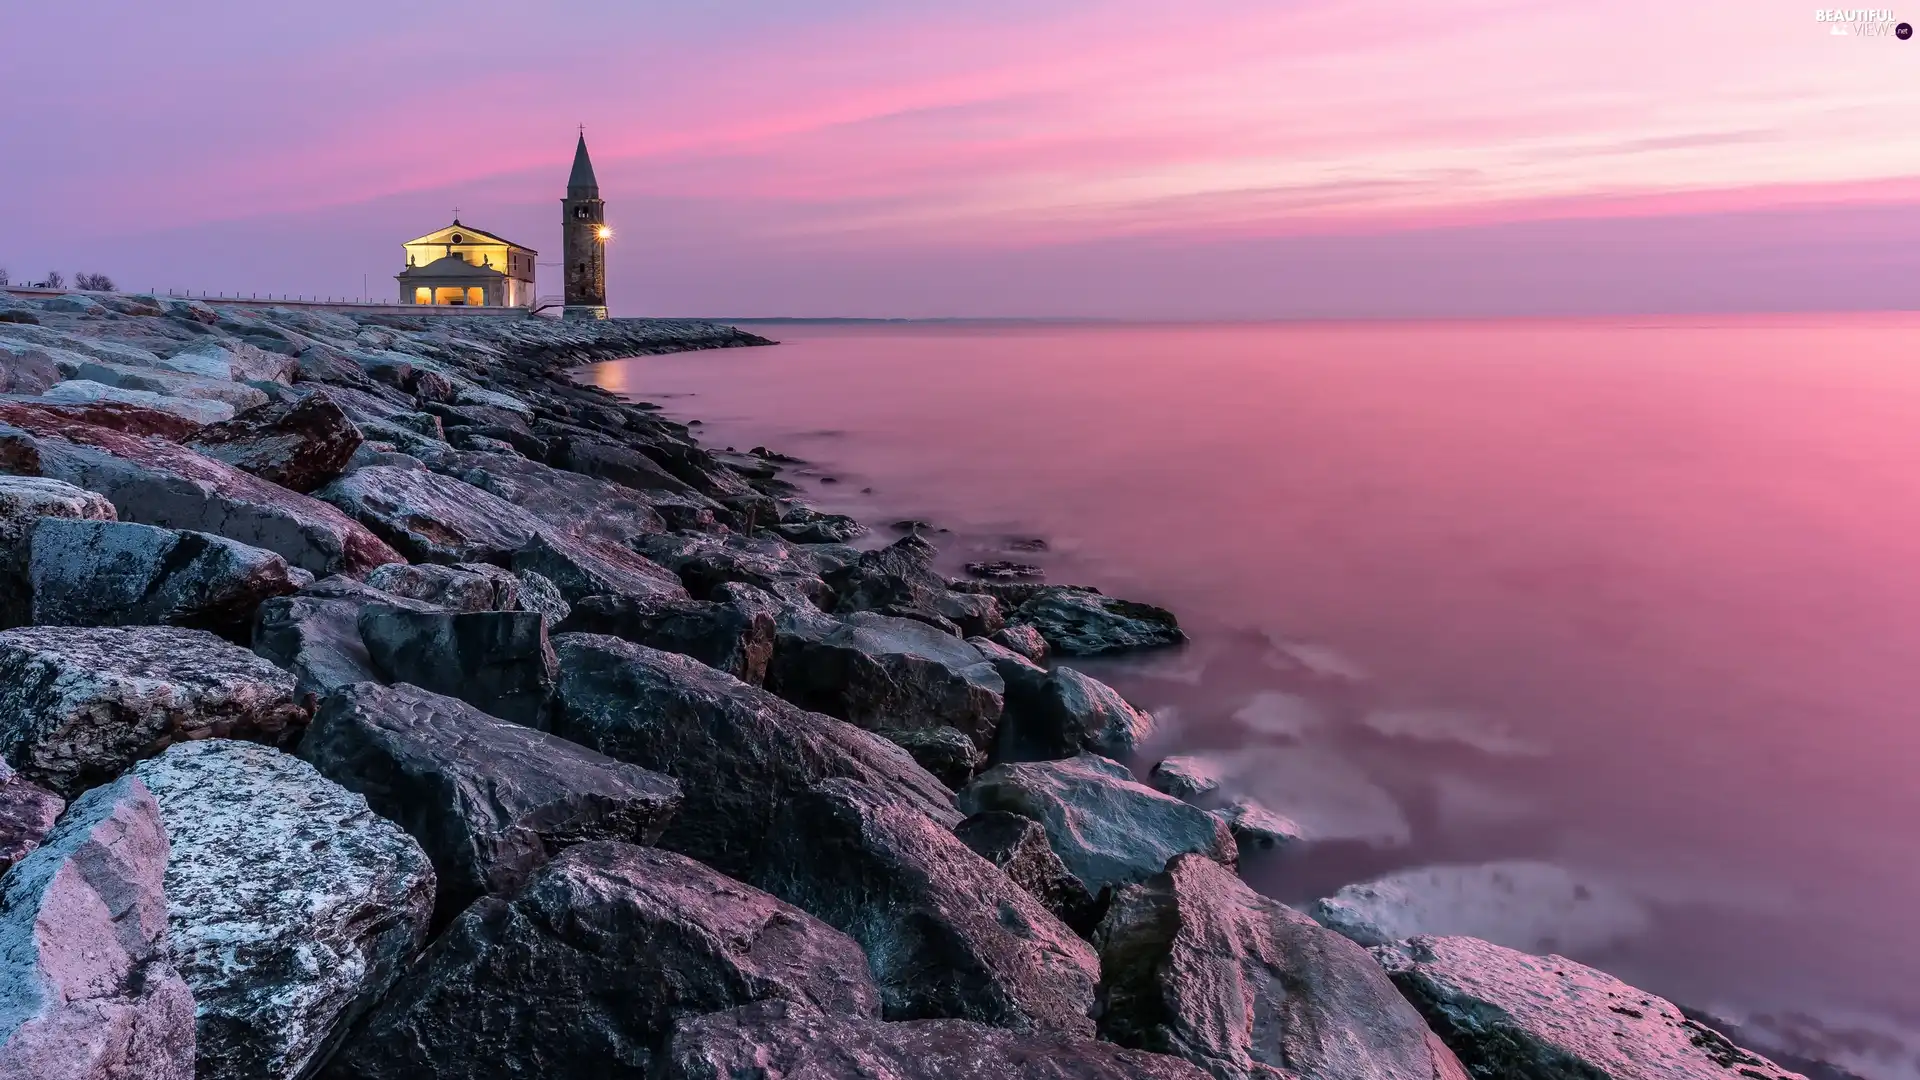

left=561, top=132, right=607, bottom=319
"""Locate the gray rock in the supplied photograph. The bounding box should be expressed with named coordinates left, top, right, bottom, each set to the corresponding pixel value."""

left=28, top=519, right=299, bottom=637
left=322, top=843, right=880, bottom=1080
left=40, top=380, right=234, bottom=425
left=548, top=633, right=960, bottom=879
left=0, top=626, right=305, bottom=797
left=824, top=534, right=1005, bottom=637
left=880, top=726, right=983, bottom=789
left=316, top=465, right=548, bottom=564
left=134, top=740, right=434, bottom=1080
left=771, top=506, right=867, bottom=544
left=758, top=778, right=1099, bottom=1034
left=510, top=529, right=687, bottom=605
left=633, top=529, right=832, bottom=604
left=1373, top=935, right=1807, bottom=1080
left=958, top=754, right=1235, bottom=897
left=1013, top=587, right=1187, bottom=657
left=364, top=561, right=519, bottom=612
left=301, top=682, right=682, bottom=923
left=0, top=414, right=400, bottom=576
left=0, top=475, right=116, bottom=628
left=61, top=360, right=267, bottom=414
left=557, top=584, right=776, bottom=684
left=183, top=392, right=363, bottom=493
left=0, top=761, right=62, bottom=878
left=953, top=810, right=1102, bottom=936
left=1213, top=798, right=1303, bottom=859
left=991, top=622, right=1051, bottom=663
left=1150, top=756, right=1224, bottom=800
left=429, top=449, right=698, bottom=543
left=513, top=569, right=570, bottom=622
left=0, top=774, right=194, bottom=1080
left=249, top=576, right=437, bottom=697
left=998, top=666, right=1155, bottom=762
left=357, top=604, right=556, bottom=726
left=766, top=608, right=1006, bottom=749
left=659, top=1000, right=1217, bottom=1080
left=1096, top=854, right=1469, bottom=1080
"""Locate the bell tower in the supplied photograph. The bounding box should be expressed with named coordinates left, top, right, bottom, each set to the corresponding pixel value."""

left=561, top=130, right=608, bottom=319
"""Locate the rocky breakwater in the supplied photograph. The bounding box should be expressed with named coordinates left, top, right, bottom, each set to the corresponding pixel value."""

left=0, top=289, right=1818, bottom=1080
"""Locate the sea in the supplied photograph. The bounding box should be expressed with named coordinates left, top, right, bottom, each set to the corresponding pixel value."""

left=583, top=316, right=1920, bottom=1080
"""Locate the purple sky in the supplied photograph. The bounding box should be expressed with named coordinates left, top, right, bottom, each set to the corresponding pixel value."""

left=4, top=0, right=1917, bottom=317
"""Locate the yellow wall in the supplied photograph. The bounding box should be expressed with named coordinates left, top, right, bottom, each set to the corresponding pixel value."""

left=405, top=241, right=518, bottom=274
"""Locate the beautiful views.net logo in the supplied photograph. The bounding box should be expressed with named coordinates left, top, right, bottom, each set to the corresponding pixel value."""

left=1814, top=8, right=1912, bottom=37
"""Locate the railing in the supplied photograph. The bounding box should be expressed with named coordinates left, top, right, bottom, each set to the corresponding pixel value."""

left=1, top=286, right=532, bottom=318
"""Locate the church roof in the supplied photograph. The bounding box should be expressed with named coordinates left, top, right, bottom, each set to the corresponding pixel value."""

left=402, top=221, right=535, bottom=253
left=568, top=133, right=599, bottom=196
left=396, top=253, right=507, bottom=281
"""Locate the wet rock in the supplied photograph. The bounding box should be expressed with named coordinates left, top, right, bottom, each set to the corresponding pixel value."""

left=766, top=608, right=1006, bottom=748
left=958, top=754, right=1235, bottom=897
left=545, top=434, right=702, bottom=497
left=633, top=529, right=831, bottom=604
left=0, top=775, right=195, bottom=1080
left=0, top=475, right=117, bottom=628
left=27, top=518, right=299, bottom=637
left=758, top=778, right=1100, bottom=1034
left=134, top=740, right=434, bottom=1080
left=1373, top=935, right=1808, bottom=1080
left=0, top=626, right=305, bottom=797
left=1150, top=756, right=1224, bottom=800
left=954, top=810, right=1102, bottom=936
left=824, top=534, right=1004, bottom=636
left=0, top=413, right=399, bottom=576
left=510, top=529, right=687, bottom=605
left=1213, top=797, right=1304, bottom=858
left=659, top=1000, right=1216, bottom=1080
left=316, top=465, right=547, bottom=565
left=301, top=682, right=682, bottom=923
left=967, top=560, right=1045, bottom=580
left=429, top=449, right=699, bottom=543
left=1095, top=854, right=1469, bottom=1080
left=772, top=506, right=867, bottom=544
left=881, top=726, right=983, bottom=789
left=548, top=634, right=959, bottom=879
left=1013, top=587, right=1187, bottom=657
left=249, top=576, right=437, bottom=697
left=364, top=561, right=518, bottom=612
left=357, top=604, right=557, bottom=726
left=996, top=665, right=1155, bottom=762
left=183, top=391, right=363, bottom=493
left=992, top=622, right=1051, bottom=663
left=558, top=583, right=776, bottom=684
left=323, top=843, right=880, bottom=1080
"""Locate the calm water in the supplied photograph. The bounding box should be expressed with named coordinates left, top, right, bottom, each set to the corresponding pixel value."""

left=586, top=317, right=1920, bottom=1078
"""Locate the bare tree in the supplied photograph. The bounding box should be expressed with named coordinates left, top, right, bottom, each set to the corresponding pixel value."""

left=43, top=271, right=64, bottom=289
left=73, top=272, right=114, bottom=292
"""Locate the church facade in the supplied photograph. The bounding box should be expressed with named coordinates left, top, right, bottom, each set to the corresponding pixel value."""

left=396, top=131, right=610, bottom=313
left=395, top=222, right=536, bottom=307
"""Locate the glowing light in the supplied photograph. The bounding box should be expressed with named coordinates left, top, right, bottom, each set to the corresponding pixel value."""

left=596, top=226, right=612, bottom=241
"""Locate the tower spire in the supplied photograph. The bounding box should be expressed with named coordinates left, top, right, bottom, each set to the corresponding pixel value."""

left=568, top=130, right=599, bottom=198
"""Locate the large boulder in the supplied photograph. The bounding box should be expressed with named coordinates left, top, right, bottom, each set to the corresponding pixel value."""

left=0, top=475, right=116, bottom=628
left=321, top=843, right=881, bottom=1080
left=301, top=682, right=683, bottom=923
left=658, top=1000, right=1217, bottom=1080
left=758, top=778, right=1099, bottom=1035
left=315, top=465, right=547, bottom=565
left=881, top=725, right=983, bottom=790
left=954, top=810, right=1102, bottom=936
left=0, top=414, right=399, bottom=576
left=0, top=626, right=305, bottom=797
left=1012, top=587, right=1187, bottom=657
left=1095, top=854, right=1469, bottom=1080
left=558, top=583, right=776, bottom=684
left=0, top=775, right=195, bottom=1080
left=823, top=534, right=1004, bottom=636
left=548, top=634, right=959, bottom=879
left=183, top=391, right=363, bottom=493
left=958, top=755, right=1235, bottom=898
left=27, top=519, right=300, bottom=637
left=134, top=740, right=434, bottom=1080
left=357, top=604, right=556, bottom=725
left=362, top=561, right=518, bottom=611
left=509, top=529, right=687, bottom=605
left=0, top=398, right=202, bottom=441
left=1373, top=935, right=1807, bottom=1080
left=766, top=608, right=1006, bottom=749
left=39, top=380, right=234, bottom=425
left=249, top=576, right=437, bottom=697
left=996, top=665, right=1155, bottom=762
left=427, top=449, right=700, bottom=543
left=0, top=760, right=62, bottom=878
left=632, top=530, right=831, bottom=605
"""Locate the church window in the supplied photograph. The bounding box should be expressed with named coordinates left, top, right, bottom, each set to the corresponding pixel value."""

left=451, top=233, right=464, bottom=244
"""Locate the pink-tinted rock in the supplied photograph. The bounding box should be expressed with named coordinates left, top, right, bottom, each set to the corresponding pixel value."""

left=0, top=761, right=62, bottom=878
left=184, top=391, right=363, bottom=493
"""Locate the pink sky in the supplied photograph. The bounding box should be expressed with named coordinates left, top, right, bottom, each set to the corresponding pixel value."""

left=3, top=0, right=1916, bottom=316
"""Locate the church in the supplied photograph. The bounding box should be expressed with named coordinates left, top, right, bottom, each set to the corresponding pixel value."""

left=397, top=132, right=608, bottom=318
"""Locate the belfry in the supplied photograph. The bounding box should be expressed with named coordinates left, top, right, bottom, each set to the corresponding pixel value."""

left=561, top=131, right=609, bottom=319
